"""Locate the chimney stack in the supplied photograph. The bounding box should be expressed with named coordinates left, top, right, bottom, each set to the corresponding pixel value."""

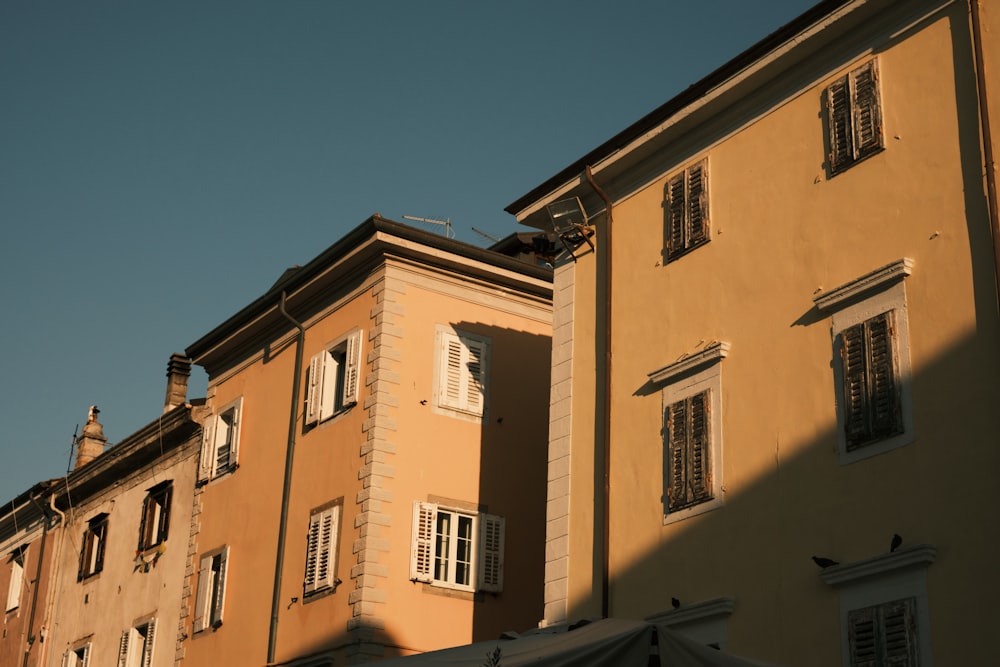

left=75, top=406, right=107, bottom=470
left=164, top=353, right=191, bottom=413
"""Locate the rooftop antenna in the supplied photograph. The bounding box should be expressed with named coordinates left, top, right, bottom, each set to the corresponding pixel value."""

left=403, top=215, right=454, bottom=239
left=472, top=227, right=501, bottom=244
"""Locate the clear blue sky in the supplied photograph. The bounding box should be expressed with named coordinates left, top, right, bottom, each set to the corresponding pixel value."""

left=0, top=0, right=816, bottom=502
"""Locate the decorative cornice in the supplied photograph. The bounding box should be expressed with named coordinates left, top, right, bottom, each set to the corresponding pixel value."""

left=813, top=258, right=914, bottom=312
left=645, top=596, right=736, bottom=626
left=820, top=544, right=937, bottom=587
left=648, top=341, right=730, bottom=385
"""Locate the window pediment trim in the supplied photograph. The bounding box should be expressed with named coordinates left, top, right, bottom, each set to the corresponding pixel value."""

left=820, top=544, right=936, bottom=587
left=813, top=258, right=913, bottom=312
left=645, top=596, right=735, bottom=626
left=649, top=341, right=730, bottom=385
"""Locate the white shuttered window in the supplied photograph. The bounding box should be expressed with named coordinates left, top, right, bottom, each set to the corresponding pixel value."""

left=437, top=330, right=489, bottom=417
left=304, top=504, right=340, bottom=596
left=410, top=502, right=504, bottom=592
left=305, top=330, right=363, bottom=425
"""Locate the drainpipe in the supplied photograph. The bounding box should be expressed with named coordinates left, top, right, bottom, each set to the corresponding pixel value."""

left=23, top=494, right=51, bottom=667
left=969, top=0, right=1000, bottom=311
left=267, top=292, right=306, bottom=665
left=36, top=494, right=66, bottom=667
left=585, top=165, right=613, bottom=619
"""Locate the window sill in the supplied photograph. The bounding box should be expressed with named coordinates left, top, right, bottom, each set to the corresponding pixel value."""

left=418, top=582, right=479, bottom=601
left=662, top=496, right=723, bottom=526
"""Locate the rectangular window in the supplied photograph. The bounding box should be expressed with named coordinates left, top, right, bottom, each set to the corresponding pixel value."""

left=664, top=158, right=709, bottom=261
left=6, top=547, right=25, bottom=612
left=826, top=59, right=883, bottom=175
left=138, top=481, right=172, bottom=551
left=78, top=514, right=108, bottom=581
left=306, top=330, right=363, bottom=426
left=437, top=330, right=490, bottom=417
left=848, top=597, right=918, bottom=666
left=62, top=643, right=92, bottom=667
left=839, top=312, right=902, bottom=451
left=118, top=619, right=155, bottom=667
left=193, top=546, right=229, bottom=633
left=410, top=502, right=504, bottom=592
left=304, top=504, right=340, bottom=597
left=200, top=398, right=242, bottom=482
left=665, top=390, right=713, bottom=512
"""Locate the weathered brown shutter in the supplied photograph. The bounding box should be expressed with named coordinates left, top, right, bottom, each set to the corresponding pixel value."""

left=881, top=597, right=918, bottom=665
left=852, top=60, right=883, bottom=160
left=665, top=172, right=686, bottom=258
left=848, top=605, right=879, bottom=667
left=827, top=76, right=852, bottom=173
left=687, top=160, right=709, bottom=248
left=666, top=399, right=688, bottom=511
left=688, top=390, right=712, bottom=503
left=841, top=321, right=870, bottom=450
left=867, top=312, right=901, bottom=440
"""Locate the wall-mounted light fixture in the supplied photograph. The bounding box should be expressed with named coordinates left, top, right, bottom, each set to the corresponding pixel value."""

left=546, top=197, right=595, bottom=262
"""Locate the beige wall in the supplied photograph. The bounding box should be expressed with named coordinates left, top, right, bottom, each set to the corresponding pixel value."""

left=546, top=1, right=999, bottom=663
left=44, top=438, right=198, bottom=667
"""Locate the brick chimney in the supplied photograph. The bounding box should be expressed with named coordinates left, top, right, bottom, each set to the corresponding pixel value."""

left=164, top=353, right=191, bottom=413
left=75, top=406, right=107, bottom=470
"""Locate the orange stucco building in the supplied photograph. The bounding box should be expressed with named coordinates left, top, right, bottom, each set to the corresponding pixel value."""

left=181, top=216, right=552, bottom=666
left=508, top=0, right=1000, bottom=664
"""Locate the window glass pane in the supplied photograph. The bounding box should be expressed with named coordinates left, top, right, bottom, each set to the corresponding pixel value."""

left=455, top=515, right=473, bottom=586
left=435, top=512, right=451, bottom=582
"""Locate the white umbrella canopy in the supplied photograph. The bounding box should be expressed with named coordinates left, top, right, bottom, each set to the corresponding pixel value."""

left=372, top=618, right=782, bottom=667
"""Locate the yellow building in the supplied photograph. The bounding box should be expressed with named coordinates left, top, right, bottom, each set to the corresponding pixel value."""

left=181, top=216, right=552, bottom=666
left=507, top=0, right=999, bottom=664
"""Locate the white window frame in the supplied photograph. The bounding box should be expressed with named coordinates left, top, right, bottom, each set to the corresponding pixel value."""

left=648, top=342, right=728, bottom=525
left=6, top=547, right=25, bottom=612
left=78, top=514, right=108, bottom=581
left=409, top=501, right=504, bottom=593
left=118, top=618, right=156, bottom=667
left=193, top=546, right=229, bottom=633
left=304, top=502, right=341, bottom=598
left=821, top=544, right=935, bottom=667
left=305, top=330, right=363, bottom=426
left=61, top=642, right=92, bottom=667
left=814, top=259, right=914, bottom=465
left=433, top=327, right=490, bottom=420
left=200, top=397, right=243, bottom=482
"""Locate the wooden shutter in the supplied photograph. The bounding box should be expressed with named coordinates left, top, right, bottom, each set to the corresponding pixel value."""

left=61, top=651, right=71, bottom=667
left=410, top=502, right=435, bottom=583
left=827, top=75, right=852, bottom=173
left=463, top=337, right=487, bottom=414
left=665, top=390, right=712, bottom=512
left=881, top=597, right=918, bottom=665
left=441, top=334, right=465, bottom=411
left=841, top=321, right=871, bottom=449
left=341, top=330, right=363, bottom=407
left=841, top=312, right=901, bottom=450
left=80, top=645, right=91, bottom=667
left=305, top=508, right=336, bottom=594
left=477, top=514, right=505, bottom=593
left=213, top=546, right=229, bottom=626
left=140, top=620, right=155, bottom=667
left=6, top=552, right=23, bottom=611
left=848, top=605, right=879, bottom=667
left=199, top=415, right=217, bottom=481
left=304, top=511, right=321, bottom=594
left=116, top=631, right=130, bottom=667
left=193, top=554, right=211, bottom=633
left=851, top=60, right=882, bottom=160
left=305, top=351, right=325, bottom=425
left=849, top=598, right=918, bottom=667
left=687, top=160, right=709, bottom=248
left=665, top=172, right=686, bottom=258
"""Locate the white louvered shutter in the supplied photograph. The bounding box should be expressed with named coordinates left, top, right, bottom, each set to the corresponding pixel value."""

left=193, top=555, right=211, bottom=633
left=213, top=546, right=229, bottom=626
left=80, top=645, right=91, bottom=667
left=305, top=351, right=325, bottom=425
left=140, top=620, right=155, bottom=667
left=341, top=330, right=363, bottom=407
left=410, top=502, right=435, bottom=583
left=199, top=415, right=217, bottom=481
left=117, top=630, right=130, bottom=667
left=477, top=513, right=505, bottom=593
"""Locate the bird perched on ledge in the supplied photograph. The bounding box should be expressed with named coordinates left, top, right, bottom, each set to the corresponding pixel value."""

left=890, top=533, right=903, bottom=552
left=812, top=556, right=839, bottom=569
